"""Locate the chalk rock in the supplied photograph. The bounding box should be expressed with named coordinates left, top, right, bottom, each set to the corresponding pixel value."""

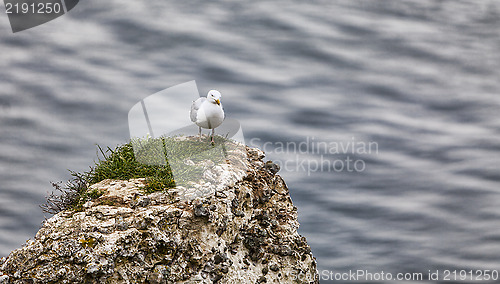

left=0, top=145, right=318, bottom=283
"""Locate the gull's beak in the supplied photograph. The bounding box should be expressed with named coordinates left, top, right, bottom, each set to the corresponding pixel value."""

left=216, top=99, right=220, bottom=105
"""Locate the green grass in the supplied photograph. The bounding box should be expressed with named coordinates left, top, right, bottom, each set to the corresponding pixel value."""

left=91, top=142, right=176, bottom=192
left=41, top=135, right=235, bottom=213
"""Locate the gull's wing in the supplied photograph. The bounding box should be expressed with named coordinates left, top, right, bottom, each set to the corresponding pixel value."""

left=190, top=97, right=206, bottom=122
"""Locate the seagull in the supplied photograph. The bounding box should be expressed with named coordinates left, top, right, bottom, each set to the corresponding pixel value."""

left=190, top=90, right=225, bottom=143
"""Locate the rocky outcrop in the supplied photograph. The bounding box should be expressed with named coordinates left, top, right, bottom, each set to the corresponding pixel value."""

left=0, top=146, right=318, bottom=283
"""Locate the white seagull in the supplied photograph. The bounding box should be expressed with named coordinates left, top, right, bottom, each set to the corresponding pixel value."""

left=190, top=90, right=225, bottom=143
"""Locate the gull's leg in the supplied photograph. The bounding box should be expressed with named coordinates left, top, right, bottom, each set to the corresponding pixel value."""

left=211, top=128, right=215, bottom=143
left=199, top=127, right=202, bottom=141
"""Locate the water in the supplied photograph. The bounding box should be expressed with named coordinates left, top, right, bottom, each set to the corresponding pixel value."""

left=1, top=0, right=500, bottom=282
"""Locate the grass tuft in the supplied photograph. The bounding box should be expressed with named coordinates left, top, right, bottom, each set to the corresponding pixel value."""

left=90, top=143, right=176, bottom=193
left=41, top=135, right=235, bottom=214
left=41, top=141, right=175, bottom=213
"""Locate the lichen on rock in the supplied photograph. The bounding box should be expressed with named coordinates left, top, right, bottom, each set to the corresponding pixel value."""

left=0, top=144, right=318, bottom=283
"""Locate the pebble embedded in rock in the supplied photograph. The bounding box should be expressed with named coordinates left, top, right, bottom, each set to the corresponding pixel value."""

left=194, top=204, right=210, bottom=218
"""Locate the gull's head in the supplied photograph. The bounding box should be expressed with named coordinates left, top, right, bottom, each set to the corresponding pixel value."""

left=207, top=90, right=222, bottom=105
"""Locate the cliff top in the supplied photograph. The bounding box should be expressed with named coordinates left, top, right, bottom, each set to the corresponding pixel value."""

left=0, top=138, right=318, bottom=283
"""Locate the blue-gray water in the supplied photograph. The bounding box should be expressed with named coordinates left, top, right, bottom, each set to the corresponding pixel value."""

left=1, top=0, right=500, bottom=282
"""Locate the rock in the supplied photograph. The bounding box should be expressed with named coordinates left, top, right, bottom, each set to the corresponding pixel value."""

left=0, top=144, right=318, bottom=283
left=264, top=161, right=280, bottom=175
